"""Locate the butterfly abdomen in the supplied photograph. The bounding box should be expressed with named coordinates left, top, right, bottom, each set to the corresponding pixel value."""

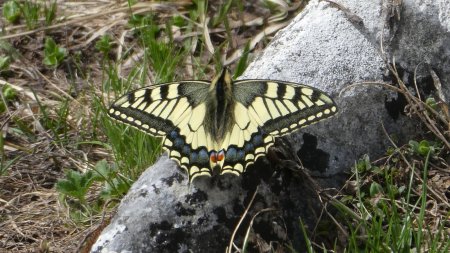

left=204, top=69, right=235, bottom=144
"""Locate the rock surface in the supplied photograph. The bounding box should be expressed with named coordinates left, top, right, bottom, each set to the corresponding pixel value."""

left=91, top=0, right=450, bottom=252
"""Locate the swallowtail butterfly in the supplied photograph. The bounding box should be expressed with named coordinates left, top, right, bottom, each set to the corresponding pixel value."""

left=108, top=68, right=337, bottom=182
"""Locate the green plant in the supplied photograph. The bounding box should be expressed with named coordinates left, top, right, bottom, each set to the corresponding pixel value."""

left=11, top=117, right=35, bottom=140
left=0, top=132, right=22, bottom=176
left=130, top=14, right=185, bottom=82
left=0, top=56, right=11, bottom=71
left=0, top=101, right=5, bottom=114
left=56, top=159, right=130, bottom=206
left=2, top=0, right=21, bottom=23
left=90, top=159, right=131, bottom=200
left=0, top=84, right=17, bottom=114
left=233, top=41, right=250, bottom=79
left=2, top=84, right=16, bottom=100
left=172, top=15, right=186, bottom=27
left=322, top=146, right=449, bottom=253
left=56, top=170, right=95, bottom=205
left=408, top=139, right=438, bottom=157
left=21, top=0, right=40, bottom=29
left=211, top=0, right=233, bottom=27
left=43, top=0, right=57, bottom=25
left=0, top=155, right=21, bottom=176
left=298, top=219, right=314, bottom=253
left=43, top=37, right=67, bottom=67
left=95, top=34, right=113, bottom=55
left=32, top=89, right=70, bottom=143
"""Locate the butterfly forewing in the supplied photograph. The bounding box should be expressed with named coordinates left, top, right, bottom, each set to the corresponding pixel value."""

left=233, top=80, right=337, bottom=135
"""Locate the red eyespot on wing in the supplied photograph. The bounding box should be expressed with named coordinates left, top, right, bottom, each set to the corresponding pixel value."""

left=210, top=152, right=217, bottom=163
left=210, top=150, right=225, bottom=164
left=217, top=150, right=225, bottom=162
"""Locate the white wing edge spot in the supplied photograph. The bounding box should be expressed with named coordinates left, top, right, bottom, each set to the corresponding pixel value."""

left=284, top=85, right=296, bottom=99
left=255, top=147, right=265, bottom=154
left=134, top=90, right=146, bottom=98
left=151, top=87, right=161, bottom=100
left=234, top=163, right=244, bottom=173
left=165, top=139, right=173, bottom=147
left=265, top=82, right=279, bottom=98
left=171, top=150, right=181, bottom=158
left=181, top=157, right=189, bottom=164
left=301, top=88, right=313, bottom=96
left=167, top=83, right=180, bottom=99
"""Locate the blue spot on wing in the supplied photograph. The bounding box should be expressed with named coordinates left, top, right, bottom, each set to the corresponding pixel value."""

left=198, top=149, right=209, bottom=164
left=190, top=152, right=198, bottom=164
left=182, top=145, right=191, bottom=156
left=221, top=127, right=271, bottom=175
left=252, top=135, right=263, bottom=146
left=174, top=138, right=184, bottom=149
left=244, top=142, right=254, bottom=153
left=224, top=146, right=246, bottom=164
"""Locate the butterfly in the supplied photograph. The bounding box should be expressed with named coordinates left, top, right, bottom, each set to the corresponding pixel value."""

left=108, top=68, right=337, bottom=182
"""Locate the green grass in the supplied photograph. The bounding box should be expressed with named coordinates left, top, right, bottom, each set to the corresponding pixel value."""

left=297, top=149, right=449, bottom=253
left=2, top=0, right=57, bottom=29
left=21, top=0, right=40, bottom=29
left=299, top=144, right=448, bottom=253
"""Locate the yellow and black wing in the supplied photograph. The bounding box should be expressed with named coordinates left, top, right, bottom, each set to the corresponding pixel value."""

left=216, top=80, right=337, bottom=175
left=108, top=70, right=337, bottom=183
left=108, top=81, right=219, bottom=180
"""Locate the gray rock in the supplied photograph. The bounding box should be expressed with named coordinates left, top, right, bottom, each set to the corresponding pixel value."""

left=91, top=0, right=450, bottom=252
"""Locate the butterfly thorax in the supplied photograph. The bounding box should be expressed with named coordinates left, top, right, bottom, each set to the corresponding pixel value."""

left=204, top=68, right=235, bottom=144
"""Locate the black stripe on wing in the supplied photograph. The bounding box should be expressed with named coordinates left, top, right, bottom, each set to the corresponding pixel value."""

left=108, top=81, right=210, bottom=136
left=232, top=80, right=337, bottom=136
